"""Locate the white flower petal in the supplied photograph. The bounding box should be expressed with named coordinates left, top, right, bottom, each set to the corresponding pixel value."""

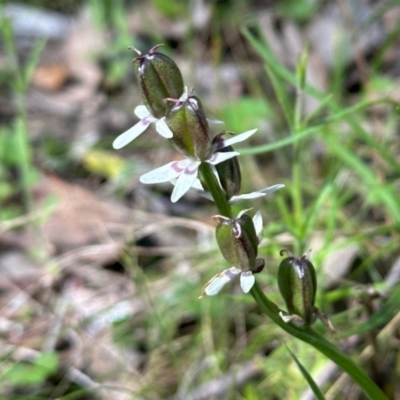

left=207, top=118, right=224, bottom=125
left=134, top=105, right=152, bottom=119
left=229, top=192, right=268, bottom=204
left=113, top=120, right=151, bottom=149
left=253, top=211, right=263, bottom=242
left=228, top=184, right=285, bottom=204
left=259, top=184, right=285, bottom=195
left=207, top=151, right=240, bottom=165
left=198, top=191, right=213, bottom=201
left=237, top=208, right=253, bottom=219
left=140, top=159, right=191, bottom=184
left=179, top=87, right=189, bottom=101
left=240, top=271, right=255, bottom=293
left=171, top=161, right=200, bottom=202
left=156, top=118, right=174, bottom=138
left=174, top=167, right=221, bottom=201
left=170, top=178, right=213, bottom=201
left=191, top=179, right=204, bottom=191
left=212, top=129, right=257, bottom=151
left=201, top=267, right=241, bottom=296
left=279, top=311, right=294, bottom=324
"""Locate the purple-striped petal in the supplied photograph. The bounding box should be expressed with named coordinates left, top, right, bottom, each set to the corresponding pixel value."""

left=134, top=105, right=152, bottom=119
left=140, top=159, right=191, bottom=184
left=207, top=151, right=239, bottom=165
left=171, top=161, right=201, bottom=202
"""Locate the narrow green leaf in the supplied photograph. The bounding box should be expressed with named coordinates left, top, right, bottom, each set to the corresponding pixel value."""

left=265, top=64, right=294, bottom=127
left=238, top=124, right=322, bottom=155
left=302, top=183, right=333, bottom=240
left=327, top=137, right=400, bottom=222
left=0, top=18, right=23, bottom=92
left=23, top=38, right=47, bottom=87
left=286, top=346, right=325, bottom=400
left=242, top=28, right=400, bottom=172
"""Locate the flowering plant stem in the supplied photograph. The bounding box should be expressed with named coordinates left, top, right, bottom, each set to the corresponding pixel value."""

left=199, top=163, right=232, bottom=218
left=200, top=160, right=388, bottom=400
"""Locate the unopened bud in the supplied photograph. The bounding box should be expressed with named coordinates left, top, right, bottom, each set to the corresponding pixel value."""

left=132, top=44, right=184, bottom=118
left=278, top=251, right=317, bottom=325
left=212, top=134, right=241, bottom=198
left=166, top=94, right=211, bottom=160
left=214, top=210, right=261, bottom=272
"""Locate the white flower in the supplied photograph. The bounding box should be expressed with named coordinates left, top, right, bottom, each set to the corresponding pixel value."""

left=112, top=87, right=192, bottom=150
left=201, top=211, right=263, bottom=297
left=112, top=105, right=173, bottom=150
left=200, top=267, right=255, bottom=296
left=140, top=129, right=258, bottom=203
left=140, top=152, right=239, bottom=203
left=112, top=87, right=224, bottom=150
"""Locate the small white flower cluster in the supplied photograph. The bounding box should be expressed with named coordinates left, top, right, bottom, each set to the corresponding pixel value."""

left=113, top=83, right=284, bottom=297
left=113, top=89, right=284, bottom=204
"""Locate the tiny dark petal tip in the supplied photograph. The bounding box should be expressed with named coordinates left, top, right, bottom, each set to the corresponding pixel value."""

left=280, top=249, right=289, bottom=257
left=300, top=249, right=312, bottom=262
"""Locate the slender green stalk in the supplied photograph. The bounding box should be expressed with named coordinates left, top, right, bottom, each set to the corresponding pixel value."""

left=199, top=163, right=232, bottom=218
left=281, top=48, right=308, bottom=253
left=200, top=164, right=388, bottom=400
left=250, top=284, right=388, bottom=400
left=292, top=53, right=305, bottom=252
left=1, top=19, right=44, bottom=213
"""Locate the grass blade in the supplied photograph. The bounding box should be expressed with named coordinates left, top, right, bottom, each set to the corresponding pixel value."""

left=286, top=345, right=325, bottom=400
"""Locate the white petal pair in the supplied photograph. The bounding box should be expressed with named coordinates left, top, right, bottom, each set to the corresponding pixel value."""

left=140, top=129, right=259, bottom=202
left=112, top=87, right=223, bottom=150
left=112, top=105, right=173, bottom=150
left=140, top=151, right=239, bottom=203
left=200, top=268, right=255, bottom=297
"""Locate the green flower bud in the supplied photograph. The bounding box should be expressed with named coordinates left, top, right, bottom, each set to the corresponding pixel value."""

left=166, top=94, right=211, bottom=160
left=131, top=44, right=184, bottom=119
left=213, top=210, right=260, bottom=272
left=213, top=134, right=241, bottom=198
left=277, top=252, right=317, bottom=325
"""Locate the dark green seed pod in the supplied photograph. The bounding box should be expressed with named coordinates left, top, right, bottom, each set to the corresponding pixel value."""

left=214, top=141, right=241, bottom=199
left=277, top=253, right=317, bottom=325
left=214, top=212, right=259, bottom=271
left=132, top=45, right=184, bottom=119
left=166, top=95, right=211, bottom=160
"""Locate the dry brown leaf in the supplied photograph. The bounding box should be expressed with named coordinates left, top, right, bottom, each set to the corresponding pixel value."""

left=35, top=175, right=132, bottom=255
left=32, top=64, right=70, bottom=91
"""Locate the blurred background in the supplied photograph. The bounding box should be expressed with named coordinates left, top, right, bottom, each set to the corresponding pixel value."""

left=0, top=0, right=400, bottom=399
